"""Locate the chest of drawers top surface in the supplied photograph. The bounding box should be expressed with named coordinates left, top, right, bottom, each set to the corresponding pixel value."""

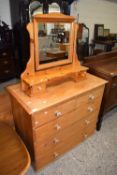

left=7, top=73, right=106, bottom=114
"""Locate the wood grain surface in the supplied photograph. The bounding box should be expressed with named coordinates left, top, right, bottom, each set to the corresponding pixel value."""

left=0, top=122, right=30, bottom=175
left=0, top=91, right=14, bottom=127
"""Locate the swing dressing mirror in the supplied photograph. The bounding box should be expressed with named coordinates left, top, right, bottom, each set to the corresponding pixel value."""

left=21, top=13, right=87, bottom=96
left=33, top=14, right=75, bottom=70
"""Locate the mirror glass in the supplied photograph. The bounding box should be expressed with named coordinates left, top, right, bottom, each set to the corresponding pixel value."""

left=38, top=22, right=71, bottom=64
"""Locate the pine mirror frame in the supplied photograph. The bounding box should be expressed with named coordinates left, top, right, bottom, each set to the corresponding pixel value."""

left=33, top=13, right=75, bottom=71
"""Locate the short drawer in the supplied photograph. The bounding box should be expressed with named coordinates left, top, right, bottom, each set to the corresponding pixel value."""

left=33, top=98, right=76, bottom=128
left=76, top=86, right=104, bottom=107
left=34, top=118, right=96, bottom=170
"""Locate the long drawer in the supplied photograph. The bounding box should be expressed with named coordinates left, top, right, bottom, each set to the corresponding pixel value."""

left=33, top=86, right=103, bottom=128
left=34, top=119, right=96, bottom=170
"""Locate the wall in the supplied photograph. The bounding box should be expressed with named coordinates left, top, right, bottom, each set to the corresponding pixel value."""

left=0, top=0, right=11, bottom=27
left=0, top=0, right=117, bottom=36
left=71, top=0, right=117, bottom=42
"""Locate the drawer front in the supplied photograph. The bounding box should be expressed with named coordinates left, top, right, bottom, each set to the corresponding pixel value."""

left=34, top=105, right=98, bottom=144
left=33, top=98, right=76, bottom=128
left=34, top=119, right=96, bottom=170
left=105, top=77, right=117, bottom=109
left=107, top=88, right=117, bottom=108
left=111, top=77, right=117, bottom=85
left=76, top=86, right=104, bottom=107
left=0, top=59, right=15, bottom=79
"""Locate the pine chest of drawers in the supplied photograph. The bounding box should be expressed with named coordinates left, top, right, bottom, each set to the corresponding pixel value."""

left=0, top=45, right=15, bottom=82
left=8, top=73, right=106, bottom=170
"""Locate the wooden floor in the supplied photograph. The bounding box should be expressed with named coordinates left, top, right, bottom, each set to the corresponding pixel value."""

left=0, top=91, right=14, bottom=127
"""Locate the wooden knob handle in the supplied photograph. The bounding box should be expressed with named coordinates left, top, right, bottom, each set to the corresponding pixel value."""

left=88, top=107, right=94, bottom=112
left=3, top=61, right=8, bottom=65
left=54, top=152, right=59, bottom=158
left=112, top=83, right=117, bottom=88
left=35, top=121, right=39, bottom=126
left=53, top=138, right=60, bottom=144
left=4, top=70, right=10, bottom=74
left=55, top=124, right=61, bottom=131
left=2, top=52, right=7, bottom=56
left=85, top=120, right=90, bottom=125
left=89, top=95, right=95, bottom=100
left=54, top=111, right=62, bottom=117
